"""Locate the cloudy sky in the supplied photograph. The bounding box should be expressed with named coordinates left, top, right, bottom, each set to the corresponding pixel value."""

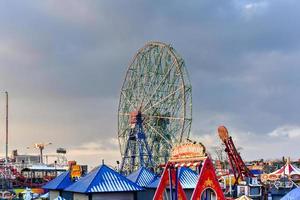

left=0, top=0, right=300, bottom=168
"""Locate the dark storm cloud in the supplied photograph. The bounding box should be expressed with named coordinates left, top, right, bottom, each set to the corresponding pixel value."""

left=0, top=0, right=300, bottom=164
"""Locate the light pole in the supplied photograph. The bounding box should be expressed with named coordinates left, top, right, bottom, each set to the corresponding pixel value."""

left=5, top=91, right=8, bottom=163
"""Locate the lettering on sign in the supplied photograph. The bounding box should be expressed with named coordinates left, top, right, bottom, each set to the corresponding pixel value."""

left=71, top=165, right=82, bottom=179
left=170, top=141, right=206, bottom=161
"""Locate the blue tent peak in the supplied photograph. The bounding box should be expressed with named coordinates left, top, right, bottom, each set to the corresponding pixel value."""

left=43, top=171, right=73, bottom=190
left=65, top=164, right=143, bottom=193
left=127, top=167, right=158, bottom=187
left=281, top=187, right=300, bottom=200
left=146, top=167, right=198, bottom=189
left=178, top=167, right=198, bottom=189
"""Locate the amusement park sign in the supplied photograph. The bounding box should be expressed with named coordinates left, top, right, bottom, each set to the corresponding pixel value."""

left=170, top=141, right=206, bottom=162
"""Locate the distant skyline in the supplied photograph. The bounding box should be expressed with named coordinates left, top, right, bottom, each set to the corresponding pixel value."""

left=0, top=0, right=300, bottom=168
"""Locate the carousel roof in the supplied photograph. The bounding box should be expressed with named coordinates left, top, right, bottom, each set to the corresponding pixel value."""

left=270, top=158, right=300, bottom=176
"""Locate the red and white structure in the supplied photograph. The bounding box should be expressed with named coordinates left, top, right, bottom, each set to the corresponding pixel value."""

left=269, top=158, right=300, bottom=180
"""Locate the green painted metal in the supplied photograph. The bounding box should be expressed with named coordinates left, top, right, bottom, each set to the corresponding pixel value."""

left=118, top=41, right=192, bottom=172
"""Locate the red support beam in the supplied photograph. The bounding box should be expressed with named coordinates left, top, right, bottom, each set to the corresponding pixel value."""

left=153, top=163, right=187, bottom=200
left=191, top=157, right=225, bottom=200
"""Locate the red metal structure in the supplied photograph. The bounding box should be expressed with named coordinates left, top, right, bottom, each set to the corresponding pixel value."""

left=154, top=157, right=225, bottom=200
left=153, top=162, right=187, bottom=200
left=191, top=158, right=225, bottom=200
left=218, top=126, right=253, bottom=185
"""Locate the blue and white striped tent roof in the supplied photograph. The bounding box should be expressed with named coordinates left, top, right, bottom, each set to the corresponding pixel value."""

left=127, top=167, right=158, bottom=187
left=65, top=164, right=143, bottom=193
left=43, top=171, right=73, bottom=190
left=178, top=167, right=198, bottom=189
left=146, top=167, right=198, bottom=189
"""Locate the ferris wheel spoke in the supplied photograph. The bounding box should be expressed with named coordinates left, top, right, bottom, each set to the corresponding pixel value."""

left=144, top=47, right=166, bottom=93
left=142, top=60, right=177, bottom=110
left=144, top=123, right=173, bottom=147
left=168, top=124, right=182, bottom=143
left=126, top=69, right=140, bottom=109
left=136, top=48, right=156, bottom=108
left=146, top=115, right=184, bottom=121
left=147, top=89, right=183, bottom=120
left=170, top=100, right=183, bottom=118
left=121, top=91, right=136, bottom=111
left=118, top=127, right=131, bottom=138
left=143, top=85, right=184, bottom=113
left=138, top=53, right=166, bottom=110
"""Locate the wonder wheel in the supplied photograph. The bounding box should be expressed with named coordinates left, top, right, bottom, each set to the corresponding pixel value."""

left=118, top=41, right=192, bottom=173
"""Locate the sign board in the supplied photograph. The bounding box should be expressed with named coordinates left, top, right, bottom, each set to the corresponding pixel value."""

left=71, top=165, right=82, bottom=179
left=170, top=141, right=206, bottom=162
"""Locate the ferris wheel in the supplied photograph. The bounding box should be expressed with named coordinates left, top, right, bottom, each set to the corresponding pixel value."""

left=118, top=41, right=192, bottom=173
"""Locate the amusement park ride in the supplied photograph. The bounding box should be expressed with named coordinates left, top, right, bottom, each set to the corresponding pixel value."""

left=218, top=126, right=263, bottom=199
left=118, top=41, right=192, bottom=173
left=218, top=126, right=254, bottom=185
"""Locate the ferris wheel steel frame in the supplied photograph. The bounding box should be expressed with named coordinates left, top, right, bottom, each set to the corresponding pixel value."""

left=118, top=41, right=192, bottom=173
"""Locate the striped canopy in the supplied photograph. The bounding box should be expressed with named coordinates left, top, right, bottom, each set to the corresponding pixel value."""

left=270, top=159, right=300, bottom=176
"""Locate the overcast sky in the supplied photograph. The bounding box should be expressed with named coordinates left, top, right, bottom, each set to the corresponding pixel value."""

left=0, top=0, right=300, bottom=168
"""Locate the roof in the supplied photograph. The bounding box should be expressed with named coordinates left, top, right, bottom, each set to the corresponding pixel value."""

left=281, top=187, right=300, bottom=200
left=127, top=167, right=158, bottom=187
left=270, top=161, right=300, bottom=176
left=178, top=167, right=198, bottom=189
left=65, top=165, right=143, bottom=193
left=146, top=167, right=198, bottom=189
left=43, top=171, right=73, bottom=190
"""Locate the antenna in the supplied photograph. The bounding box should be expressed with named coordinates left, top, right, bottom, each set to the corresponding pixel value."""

left=5, top=91, right=8, bottom=163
